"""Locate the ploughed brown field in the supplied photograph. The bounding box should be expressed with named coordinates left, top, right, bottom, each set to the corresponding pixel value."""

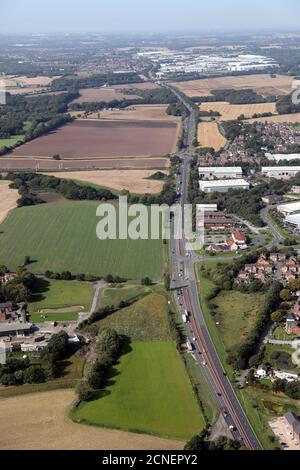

left=87, top=104, right=180, bottom=122
left=0, top=157, right=169, bottom=171
left=171, top=74, right=296, bottom=97
left=0, top=390, right=182, bottom=450
left=10, top=119, right=179, bottom=159
left=72, top=82, right=159, bottom=104
left=246, top=112, right=300, bottom=124
left=42, top=169, right=168, bottom=194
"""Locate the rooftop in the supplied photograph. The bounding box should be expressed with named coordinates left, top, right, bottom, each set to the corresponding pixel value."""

left=278, top=202, right=300, bottom=214
left=262, top=166, right=300, bottom=172
left=0, top=322, right=32, bottom=334
left=198, top=167, right=243, bottom=173
left=199, top=179, right=249, bottom=188
left=266, top=153, right=300, bottom=162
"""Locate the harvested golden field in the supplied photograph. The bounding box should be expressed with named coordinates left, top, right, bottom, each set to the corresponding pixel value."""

left=247, top=113, right=300, bottom=124
left=42, top=169, right=168, bottom=194
left=113, top=82, right=160, bottom=91
left=1, top=75, right=59, bottom=87
left=200, top=101, right=277, bottom=121
left=0, top=390, right=182, bottom=450
left=87, top=104, right=180, bottom=122
left=197, top=122, right=226, bottom=150
left=0, top=180, right=19, bottom=224
left=172, top=74, right=295, bottom=97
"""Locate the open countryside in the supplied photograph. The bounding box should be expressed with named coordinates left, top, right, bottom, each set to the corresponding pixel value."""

left=42, top=169, right=168, bottom=194
left=172, top=74, right=295, bottom=97
left=0, top=201, right=164, bottom=279
left=197, top=122, right=227, bottom=150
left=200, top=101, right=277, bottom=121
left=0, top=390, right=182, bottom=450
left=71, top=341, right=205, bottom=440
left=0, top=180, right=19, bottom=224
left=10, top=119, right=179, bottom=159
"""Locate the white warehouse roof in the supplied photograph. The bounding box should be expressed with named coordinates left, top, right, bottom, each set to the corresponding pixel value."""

left=199, top=179, right=249, bottom=192
left=285, top=214, right=300, bottom=228
left=277, top=201, right=300, bottom=215
left=265, top=153, right=300, bottom=162
left=262, top=166, right=300, bottom=173
left=198, top=167, right=243, bottom=174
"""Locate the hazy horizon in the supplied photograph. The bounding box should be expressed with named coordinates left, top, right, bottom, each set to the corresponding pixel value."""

left=0, top=0, right=299, bottom=34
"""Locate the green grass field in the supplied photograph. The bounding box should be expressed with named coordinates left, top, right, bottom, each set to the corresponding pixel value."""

left=0, top=201, right=164, bottom=280
left=28, top=278, right=93, bottom=323
left=214, top=290, right=264, bottom=350
left=0, top=135, right=25, bottom=148
left=100, top=284, right=152, bottom=309
left=95, top=292, right=171, bottom=341
left=71, top=341, right=205, bottom=440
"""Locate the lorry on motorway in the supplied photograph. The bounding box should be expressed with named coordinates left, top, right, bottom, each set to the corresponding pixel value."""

left=182, top=313, right=188, bottom=323
left=186, top=341, right=194, bottom=351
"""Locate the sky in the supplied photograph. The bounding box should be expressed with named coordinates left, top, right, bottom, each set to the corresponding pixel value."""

left=0, top=0, right=299, bottom=34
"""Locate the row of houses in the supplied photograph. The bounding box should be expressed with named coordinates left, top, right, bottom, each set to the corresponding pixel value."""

left=235, top=254, right=300, bottom=285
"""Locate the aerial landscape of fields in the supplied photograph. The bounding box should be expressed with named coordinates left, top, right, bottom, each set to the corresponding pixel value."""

left=2, top=0, right=300, bottom=457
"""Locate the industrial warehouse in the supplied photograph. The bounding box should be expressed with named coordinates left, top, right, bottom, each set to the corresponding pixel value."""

left=199, top=178, right=250, bottom=193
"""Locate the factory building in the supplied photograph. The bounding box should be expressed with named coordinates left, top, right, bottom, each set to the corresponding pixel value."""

left=261, top=166, right=300, bottom=179
left=199, top=179, right=249, bottom=194
left=198, top=167, right=243, bottom=180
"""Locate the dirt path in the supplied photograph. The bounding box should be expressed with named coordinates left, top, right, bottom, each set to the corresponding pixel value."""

left=0, top=390, right=183, bottom=450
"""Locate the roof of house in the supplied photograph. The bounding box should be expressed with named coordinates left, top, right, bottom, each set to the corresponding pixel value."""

left=0, top=303, right=13, bottom=309
left=232, top=231, right=246, bottom=242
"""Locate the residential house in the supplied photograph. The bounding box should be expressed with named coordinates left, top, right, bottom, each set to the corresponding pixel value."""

left=255, top=364, right=269, bottom=378
left=286, top=312, right=300, bottom=335
left=0, top=303, right=17, bottom=322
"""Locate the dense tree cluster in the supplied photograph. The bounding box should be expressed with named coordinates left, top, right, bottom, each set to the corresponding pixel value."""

left=76, top=328, right=123, bottom=401
left=0, top=268, right=38, bottom=303
left=51, top=72, right=142, bottom=92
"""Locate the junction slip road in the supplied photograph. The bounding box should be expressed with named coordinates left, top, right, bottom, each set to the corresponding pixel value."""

left=166, top=83, right=263, bottom=450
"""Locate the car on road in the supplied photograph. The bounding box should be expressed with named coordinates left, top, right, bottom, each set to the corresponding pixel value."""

left=221, top=407, right=228, bottom=418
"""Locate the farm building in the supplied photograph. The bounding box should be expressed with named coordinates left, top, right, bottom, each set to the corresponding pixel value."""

left=277, top=202, right=300, bottom=216
left=0, top=322, right=32, bottom=338
left=199, top=179, right=249, bottom=194
left=198, top=167, right=243, bottom=180
left=261, top=166, right=300, bottom=179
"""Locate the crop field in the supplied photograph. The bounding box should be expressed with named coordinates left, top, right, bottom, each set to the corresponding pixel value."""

left=10, top=119, right=179, bottom=159
left=197, top=122, right=226, bottom=150
left=0, top=201, right=164, bottom=280
left=72, top=87, right=140, bottom=104
left=93, top=104, right=180, bottom=122
left=42, top=169, right=168, bottom=194
left=0, top=180, right=19, bottom=224
left=172, top=74, right=295, bottom=97
left=247, top=112, right=300, bottom=124
left=200, top=101, right=277, bottom=121
left=1, top=75, right=59, bottom=87
left=72, top=82, right=159, bottom=104
left=0, top=390, right=182, bottom=450
left=96, top=293, right=171, bottom=341
left=72, top=341, right=205, bottom=440
left=28, top=278, right=93, bottom=323
left=213, top=290, right=264, bottom=350
left=0, top=157, right=169, bottom=171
